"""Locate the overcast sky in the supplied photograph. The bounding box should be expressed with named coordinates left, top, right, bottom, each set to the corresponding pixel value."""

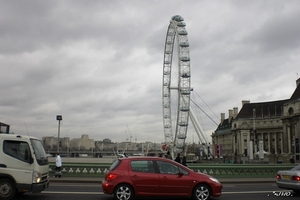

left=1, top=0, right=299, bottom=144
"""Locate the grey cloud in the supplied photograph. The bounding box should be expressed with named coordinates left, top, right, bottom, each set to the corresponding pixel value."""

left=1, top=1, right=299, bottom=143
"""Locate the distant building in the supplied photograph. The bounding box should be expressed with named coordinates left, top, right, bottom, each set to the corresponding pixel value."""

left=103, top=138, right=112, bottom=143
left=212, top=79, right=300, bottom=163
left=42, top=136, right=57, bottom=151
left=43, top=134, right=165, bottom=155
left=43, top=134, right=94, bottom=151
left=70, top=134, right=95, bottom=150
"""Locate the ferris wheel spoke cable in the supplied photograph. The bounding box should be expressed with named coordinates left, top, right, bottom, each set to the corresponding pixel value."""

left=193, top=90, right=220, bottom=121
left=190, top=98, right=219, bottom=126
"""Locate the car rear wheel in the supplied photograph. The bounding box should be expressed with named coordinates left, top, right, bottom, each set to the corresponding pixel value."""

left=193, top=184, right=211, bottom=200
left=0, top=179, right=16, bottom=200
left=114, top=184, right=133, bottom=200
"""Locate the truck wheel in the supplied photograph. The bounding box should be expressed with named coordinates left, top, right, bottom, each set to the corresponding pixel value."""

left=0, top=179, right=16, bottom=200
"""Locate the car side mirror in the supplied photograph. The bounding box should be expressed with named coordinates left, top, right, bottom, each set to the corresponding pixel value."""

left=177, top=171, right=184, bottom=176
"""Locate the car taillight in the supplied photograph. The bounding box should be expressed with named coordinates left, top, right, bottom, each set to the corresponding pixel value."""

left=291, top=176, right=300, bottom=181
left=106, top=173, right=118, bottom=182
left=276, top=174, right=281, bottom=180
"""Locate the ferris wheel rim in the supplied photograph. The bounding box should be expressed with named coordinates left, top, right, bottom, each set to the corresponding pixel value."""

left=162, top=15, right=191, bottom=157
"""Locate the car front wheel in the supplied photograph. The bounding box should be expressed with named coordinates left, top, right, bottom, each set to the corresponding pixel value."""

left=114, top=184, right=133, bottom=200
left=193, top=184, right=211, bottom=200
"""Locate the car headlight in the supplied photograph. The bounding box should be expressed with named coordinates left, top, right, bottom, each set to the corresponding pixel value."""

left=209, top=177, right=220, bottom=183
left=32, top=171, right=42, bottom=183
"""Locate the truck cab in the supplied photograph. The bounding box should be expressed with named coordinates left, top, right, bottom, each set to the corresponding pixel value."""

left=0, top=133, right=49, bottom=200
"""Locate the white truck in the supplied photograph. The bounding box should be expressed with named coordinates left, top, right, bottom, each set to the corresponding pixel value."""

left=0, top=133, right=49, bottom=200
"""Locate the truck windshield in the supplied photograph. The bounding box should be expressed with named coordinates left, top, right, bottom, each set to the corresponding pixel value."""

left=31, top=139, right=49, bottom=165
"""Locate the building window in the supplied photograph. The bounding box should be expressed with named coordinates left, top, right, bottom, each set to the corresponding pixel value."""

left=288, top=107, right=294, bottom=115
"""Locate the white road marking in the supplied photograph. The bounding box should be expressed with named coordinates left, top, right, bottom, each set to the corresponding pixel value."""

left=42, top=191, right=104, bottom=195
left=222, top=190, right=291, bottom=194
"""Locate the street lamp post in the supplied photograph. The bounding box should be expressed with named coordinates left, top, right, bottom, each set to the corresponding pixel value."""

left=56, top=115, right=62, bottom=153
left=253, top=109, right=257, bottom=155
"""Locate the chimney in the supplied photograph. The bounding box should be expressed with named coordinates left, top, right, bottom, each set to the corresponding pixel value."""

left=233, top=107, right=238, bottom=118
left=228, top=109, right=233, bottom=122
left=221, top=113, right=225, bottom=124
left=242, top=100, right=250, bottom=106
left=229, top=109, right=233, bottom=120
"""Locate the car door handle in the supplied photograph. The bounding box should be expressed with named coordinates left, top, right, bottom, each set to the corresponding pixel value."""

left=131, top=175, right=139, bottom=178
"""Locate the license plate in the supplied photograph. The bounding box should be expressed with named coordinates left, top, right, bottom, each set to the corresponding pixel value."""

left=282, top=175, right=291, bottom=179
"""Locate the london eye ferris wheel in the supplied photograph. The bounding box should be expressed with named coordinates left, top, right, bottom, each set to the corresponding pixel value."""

left=162, top=15, right=192, bottom=159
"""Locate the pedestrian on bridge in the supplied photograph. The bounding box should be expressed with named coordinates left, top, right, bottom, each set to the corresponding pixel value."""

left=174, top=153, right=181, bottom=163
left=55, top=153, right=62, bottom=178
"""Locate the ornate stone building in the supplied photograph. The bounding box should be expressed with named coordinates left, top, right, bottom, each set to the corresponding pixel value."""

left=212, top=79, right=300, bottom=163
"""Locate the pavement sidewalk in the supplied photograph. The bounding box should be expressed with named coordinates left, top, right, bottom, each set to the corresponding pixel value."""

left=49, top=176, right=276, bottom=184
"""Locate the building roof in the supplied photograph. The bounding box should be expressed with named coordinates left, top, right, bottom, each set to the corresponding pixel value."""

left=235, top=99, right=288, bottom=119
left=236, top=80, right=300, bottom=119
left=214, top=80, right=300, bottom=134
left=290, top=80, right=300, bottom=100
left=215, top=118, right=232, bottom=133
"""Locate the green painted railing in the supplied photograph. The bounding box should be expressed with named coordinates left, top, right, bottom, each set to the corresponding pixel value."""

left=188, top=165, right=294, bottom=178
left=49, top=163, right=109, bottom=177
left=49, top=162, right=297, bottom=178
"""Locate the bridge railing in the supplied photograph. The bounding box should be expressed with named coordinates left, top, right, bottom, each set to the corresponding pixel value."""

left=49, top=162, right=296, bottom=178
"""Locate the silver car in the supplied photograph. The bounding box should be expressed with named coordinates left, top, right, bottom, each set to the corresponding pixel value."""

left=276, top=164, right=300, bottom=194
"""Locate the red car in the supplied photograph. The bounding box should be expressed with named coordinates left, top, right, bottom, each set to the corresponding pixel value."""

left=102, top=156, right=222, bottom=200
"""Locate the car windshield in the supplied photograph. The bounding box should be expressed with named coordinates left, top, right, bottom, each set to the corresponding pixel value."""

left=291, top=164, right=300, bottom=171
left=30, top=139, right=48, bottom=165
